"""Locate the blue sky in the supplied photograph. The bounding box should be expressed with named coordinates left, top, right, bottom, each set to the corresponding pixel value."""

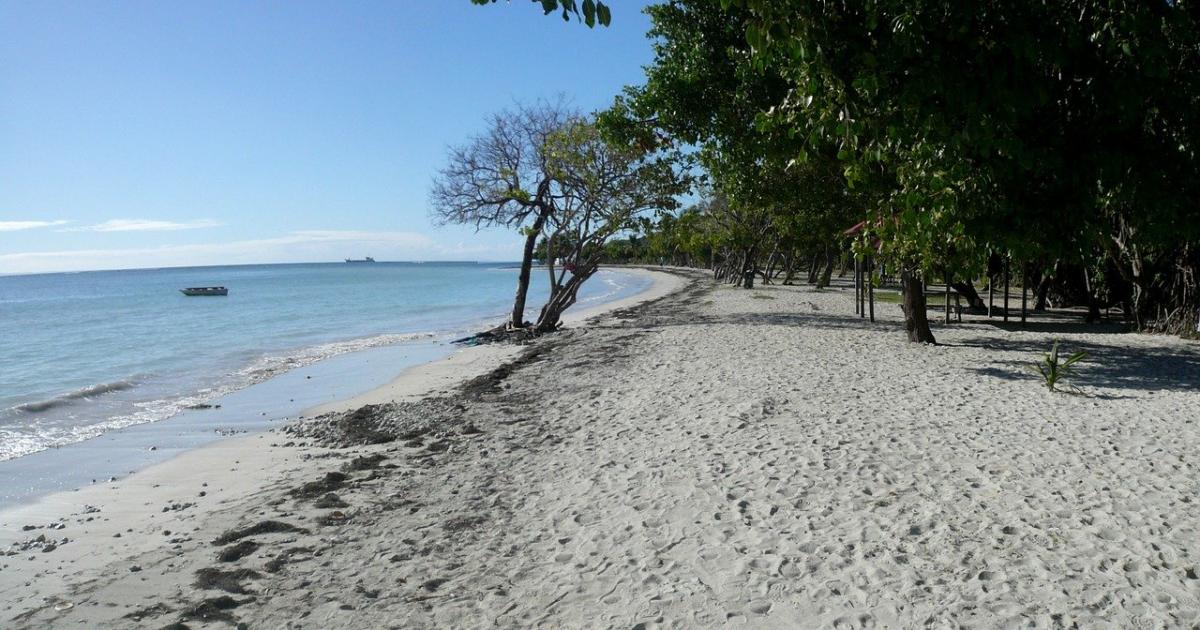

left=0, top=1, right=657, bottom=274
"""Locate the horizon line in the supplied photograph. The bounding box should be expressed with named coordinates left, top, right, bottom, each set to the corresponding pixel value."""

left=0, top=259, right=523, bottom=278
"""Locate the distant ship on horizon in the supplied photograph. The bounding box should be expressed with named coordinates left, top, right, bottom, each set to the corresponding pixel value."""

left=344, top=256, right=376, bottom=263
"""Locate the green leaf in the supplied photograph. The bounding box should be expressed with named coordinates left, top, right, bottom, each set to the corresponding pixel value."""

left=582, top=0, right=595, bottom=27
left=540, top=0, right=557, bottom=15
left=1062, top=350, right=1088, bottom=368
left=746, top=23, right=762, bottom=50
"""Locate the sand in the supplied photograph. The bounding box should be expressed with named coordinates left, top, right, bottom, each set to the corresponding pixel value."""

left=4, top=268, right=1200, bottom=628
left=305, top=267, right=685, bottom=417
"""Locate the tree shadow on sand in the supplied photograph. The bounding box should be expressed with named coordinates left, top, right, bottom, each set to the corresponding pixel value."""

left=634, top=303, right=1195, bottom=396
left=603, top=274, right=1198, bottom=395
left=606, top=308, right=888, bottom=334
left=952, top=333, right=1200, bottom=394
left=977, top=312, right=1128, bottom=336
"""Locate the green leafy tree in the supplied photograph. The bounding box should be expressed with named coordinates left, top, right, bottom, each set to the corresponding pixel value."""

left=614, top=0, right=859, bottom=291
left=431, top=100, right=580, bottom=328
left=722, top=0, right=1200, bottom=339
left=534, top=119, right=686, bottom=331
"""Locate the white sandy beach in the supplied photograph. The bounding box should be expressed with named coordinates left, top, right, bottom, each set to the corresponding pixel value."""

left=4, top=268, right=1200, bottom=628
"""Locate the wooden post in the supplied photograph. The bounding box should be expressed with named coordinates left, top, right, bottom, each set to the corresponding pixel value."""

left=944, top=272, right=952, bottom=324
left=1003, top=257, right=1010, bottom=323
left=868, top=257, right=875, bottom=322
left=853, top=258, right=860, bottom=314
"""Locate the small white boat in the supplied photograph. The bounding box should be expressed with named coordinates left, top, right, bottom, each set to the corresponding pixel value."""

left=180, top=286, right=228, bottom=296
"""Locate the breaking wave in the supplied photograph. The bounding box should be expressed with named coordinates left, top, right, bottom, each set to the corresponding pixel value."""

left=12, top=380, right=138, bottom=413
left=0, top=331, right=439, bottom=461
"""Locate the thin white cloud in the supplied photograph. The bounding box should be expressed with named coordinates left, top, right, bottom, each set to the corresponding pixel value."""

left=0, top=230, right=520, bottom=275
left=74, top=218, right=223, bottom=232
left=0, top=220, right=69, bottom=232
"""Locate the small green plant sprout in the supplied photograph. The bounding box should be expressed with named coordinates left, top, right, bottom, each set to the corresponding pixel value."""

left=1033, top=340, right=1088, bottom=392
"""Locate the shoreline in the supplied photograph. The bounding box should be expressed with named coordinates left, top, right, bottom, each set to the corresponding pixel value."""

left=6, top=269, right=1199, bottom=628
left=0, top=266, right=659, bottom=508
left=0, top=263, right=651, bottom=467
left=0, top=267, right=684, bottom=627
left=304, top=266, right=683, bottom=417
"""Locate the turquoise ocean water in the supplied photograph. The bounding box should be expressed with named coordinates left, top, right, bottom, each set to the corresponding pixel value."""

left=0, top=262, right=648, bottom=463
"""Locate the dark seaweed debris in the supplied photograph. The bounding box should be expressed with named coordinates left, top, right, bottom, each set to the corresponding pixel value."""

left=216, top=541, right=260, bottom=563
left=213, top=520, right=308, bottom=545
left=290, top=472, right=349, bottom=499
left=194, top=567, right=261, bottom=594
left=179, top=595, right=249, bottom=625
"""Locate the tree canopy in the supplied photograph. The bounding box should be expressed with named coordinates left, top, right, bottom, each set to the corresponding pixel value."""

left=604, top=0, right=1200, bottom=340
left=433, top=101, right=683, bottom=334
left=456, top=0, right=1200, bottom=341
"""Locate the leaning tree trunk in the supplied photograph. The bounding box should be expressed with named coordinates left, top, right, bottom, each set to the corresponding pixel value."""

left=534, top=264, right=595, bottom=333
left=761, top=245, right=778, bottom=285
left=1034, top=266, right=1055, bottom=311
left=901, top=272, right=936, bottom=344
left=816, top=245, right=836, bottom=288
left=742, top=247, right=757, bottom=289
left=951, top=281, right=986, bottom=311
left=510, top=207, right=550, bottom=328
left=781, top=253, right=796, bottom=285
left=807, top=252, right=822, bottom=284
